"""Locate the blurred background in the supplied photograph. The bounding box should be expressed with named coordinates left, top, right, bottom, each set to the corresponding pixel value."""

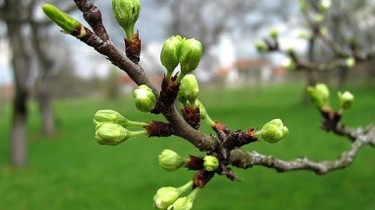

left=1, top=0, right=375, bottom=209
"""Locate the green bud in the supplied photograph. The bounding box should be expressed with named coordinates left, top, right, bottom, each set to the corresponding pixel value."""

left=257, top=119, right=289, bottom=143
left=42, top=4, right=82, bottom=35
left=320, top=0, right=331, bottom=13
left=167, top=188, right=199, bottom=210
left=178, top=38, right=203, bottom=75
left=270, top=28, right=279, bottom=40
left=307, top=83, right=330, bottom=110
left=179, top=74, right=199, bottom=104
left=161, top=35, right=183, bottom=79
left=133, top=85, right=156, bottom=112
left=314, top=14, right=324, bottom=23
left=345, top=57, right=355, bottom=68
left=255, top=40, right=267, bottom=53
left=203, top=155, right=219, bottom=172
left=282, top=58, right=296, bottom=71
left=93, top=109, right=148, bottom=128
left=158, top=149, right=187, bottom=171
left=320, top=27, right=329, bottom=37
left=112, top=0, right=141, bottom=39
left=153, top=181, right=193, bottom=210
left=337, top=91, right=354, bottom=111
left=194, top=100, right=215, bottom=126
left=95, top=122, right=129, bottom=145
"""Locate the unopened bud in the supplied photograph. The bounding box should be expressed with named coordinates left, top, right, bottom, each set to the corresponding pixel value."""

left=93, top=109, right=148, bottom=128
left=337, top=91, right=354, bottom=111
left=345, top=57, right=355, bottom=68
left=42, top=4, right=82, bottom=35
left=307, top=83, right=330, bottom=110
left=203, top=155, right=219, bottom=172
left=158, top=149, right=187, bottom=171
left=320, top=0, right=331, bottom=13
left=95, top=123, right=129, bottom=145
left=167, top=188, right=199, bottom=210
left=133, top=85, right=156, bottom=112
left=112, top=0, right=141, bottom=39
left=282, top=58, right=296, bottom=71
left=161, top=35, right=183, bottom=79
left=153, top=181, right=193, bottom=210
left=255, top=40, right=267, bottom=53
left=178, top=38, right=203, bottom=75
left=270, top=28, right=279, bottom=40
left=179, top=74, right=199, bottom=104
left=256, top=119, right=289, bottom=143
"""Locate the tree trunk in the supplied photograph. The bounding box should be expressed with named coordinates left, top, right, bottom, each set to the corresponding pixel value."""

left=5, top=0, right=31, bottom=167
left=31, top=24, right=55, bottom=137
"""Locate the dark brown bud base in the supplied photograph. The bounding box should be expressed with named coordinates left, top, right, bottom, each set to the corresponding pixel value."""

left=152, top=76, right=180, bottom=114
left=222, top=128, right=258, bottom=151
left=145, top=121, right=175, bottom=137
left=320, top=110, right=341, bottom=132
left=193, top=169, right=215, bottom=188
left=181, top=106, right=201, bottom=129
left=125, top=32, right=141, bottom=64
left=185, top=155, right=204, bottom=170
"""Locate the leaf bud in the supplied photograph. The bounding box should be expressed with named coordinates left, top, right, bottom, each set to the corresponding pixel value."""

left=133, top=85, right=156, bottom=112
left=320, top=0, right=332, bottom=13
left=42, top=4, right=82, bottom=35
left=337, top=91, right=354, bottom=111
left=161, top=35, right=183, bottom=79
left=112, top=0, right=141, bottom=39
left=158, top=149, right=187, bottom=171
left=203, top=155, right=219, bottom=172
left=95, top=122, right=129, bottom=145
left=178, top=38, right=203, bottom=76
left=307, top=83, right=330, bottom=110
left=257, top=119, right=289, bottom=143
left=345, top=57, right=355, bottom=68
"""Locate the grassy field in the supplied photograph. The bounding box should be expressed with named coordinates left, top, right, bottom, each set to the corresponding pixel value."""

left=0, top=84, right=374, bottom=210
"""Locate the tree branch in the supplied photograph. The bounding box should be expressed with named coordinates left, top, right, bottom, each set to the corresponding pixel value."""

left=229, top=125, right=375, bottom=174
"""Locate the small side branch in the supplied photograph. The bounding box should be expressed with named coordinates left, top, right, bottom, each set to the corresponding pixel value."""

left=229, top=125, right=375, bottom=174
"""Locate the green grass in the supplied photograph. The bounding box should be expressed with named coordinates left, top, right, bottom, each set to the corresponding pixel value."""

left=0, top=84, right=375, bottom=210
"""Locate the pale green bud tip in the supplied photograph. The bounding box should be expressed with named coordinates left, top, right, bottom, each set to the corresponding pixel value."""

left=307, top=83, right=330, bottom=109
left=112, top=0, right=141, bottom=39
left=345, top=57, right=355, bottom=68
left=153, top=187, right=181, bottom=210
left=255, top=40, right=267, bottom=53
left=320, top=0, right=331, bottom=12
left=95, top=123, right=128, bottom=145
left=270, top=28, right=279, bottom=40
left=161, top=35, right=183, bottom=75
left=133, top=85, right=156, bottom=112
left=167, top=197, right=193, bottom=210
left=203, top=155, right=219, bottom=172
left=259, top=119, right=289, bottom=143
left=338, top=91, right=354, bottom=110
left=179, top=38, right=203, bottom=75
left=158, top=149, right=187, bottom=171
left=179, top=74, right=199, bottom=104
left=93, top=109, right=128, bottom=127
left=42, top=4, right=81, bottom=33
left=282, top=58, right=296, bottom=71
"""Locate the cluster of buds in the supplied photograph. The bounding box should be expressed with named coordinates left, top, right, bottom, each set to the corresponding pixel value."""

left=160, top=35, right=203, bottom=82
left=155, top=149, right=221, bottom=209
left=255, top=28, right=280, bottom=54
left=93, top=109, right=149, bottom=145
left=153, top=181, right=200, bottom=210
left=307, top=83, right=354, bottom=113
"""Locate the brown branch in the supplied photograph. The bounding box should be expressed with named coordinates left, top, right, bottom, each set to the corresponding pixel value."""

left=229, top=125, right=375, bottom=174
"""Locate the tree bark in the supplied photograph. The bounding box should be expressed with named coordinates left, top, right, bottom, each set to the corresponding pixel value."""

left=4, top=0, right=32, bottom=167
left=31, top=24, right=55, bottom=137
